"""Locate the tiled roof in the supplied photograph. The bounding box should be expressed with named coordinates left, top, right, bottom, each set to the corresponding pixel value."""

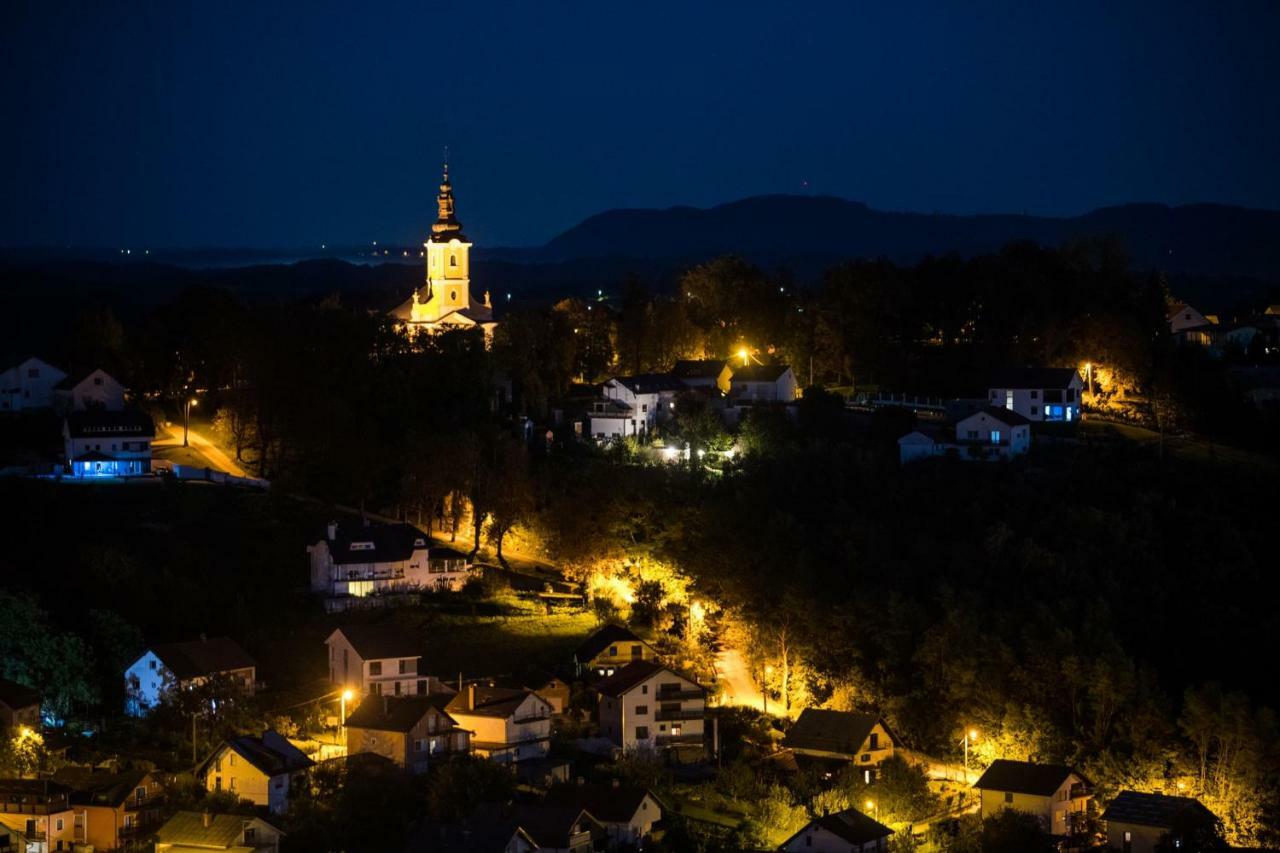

left=1101, top=791, right=1217, bottom=828
left=64, top=410, right=155, bottom=438
left=671, top=360, right=728, bottom=379
left=574, top=624, right=646, bottom=663
left=960, top=406, right=1032, bottom=428
left=809, top=808, right=893, bottom=845
left=344, top=695, right=454, bottom=733
left=613, top=374, right=687, bottom=394
left=782, top=709, right=895, bottom=755
left=322, top=522, right=430, bottom=566
left=988, top=367, right=1081, bottom=390
left=328, top=623, right=420, bottom=661
left=973, top=759, right=1083, bottom=797
left=151, top=637, right=255, bottom=681
left=730, top=364, right=791, bottom=382
left=593, top=660, right=702, bottom=698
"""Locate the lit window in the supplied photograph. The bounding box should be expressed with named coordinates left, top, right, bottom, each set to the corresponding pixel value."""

left=990, top=430, right=1001, bottom=444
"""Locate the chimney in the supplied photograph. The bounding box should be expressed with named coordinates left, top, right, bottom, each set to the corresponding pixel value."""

left=327, top=520, right=337, bottom=540
left=467, top=683, right=476, bottom=711
left=202, top=812, right=211, bottom=828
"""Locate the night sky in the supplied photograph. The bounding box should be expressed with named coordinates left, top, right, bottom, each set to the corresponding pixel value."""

left=3, top=1, right=1278, bottom=249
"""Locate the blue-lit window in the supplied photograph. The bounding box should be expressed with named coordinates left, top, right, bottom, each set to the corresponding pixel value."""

left=990, top=431, right=1001, bottom=444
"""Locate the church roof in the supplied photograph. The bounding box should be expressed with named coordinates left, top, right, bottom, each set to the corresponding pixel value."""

left=429, top=163, right=468, bottom=243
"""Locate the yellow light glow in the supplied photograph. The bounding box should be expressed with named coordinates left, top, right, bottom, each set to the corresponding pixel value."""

left=737, top=347, right=749, bottom=366
left=865, top=799, right=875, bottom=811
left=189, top=398, right=198, bottom=408
left=689, top=601, right=706, bottom=622
left=342, top=689, right=354, bottom=702
left=968, top=728, right=978, bottom=740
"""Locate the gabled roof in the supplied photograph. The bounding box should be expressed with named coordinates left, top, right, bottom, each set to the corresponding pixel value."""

left=428, top=545, right=469, bottom=561
left=612, top=374, right=687, bottom=394
left=155, top=811, right=280, bottom=848
left=321, top=521, right=430, bottom=566
left=973, top=759, right=1084, bottom=796
left=730, top=364, right=792, bottom=382
left=0, top=677, right=40, bottom=710
left=327, top=623, right=421, bottom=661
left=64, top=410, right=155, bottom=438
left=53, top=367, right=117, bottom=392
left=574, top=624, right=647, bottom=663
left=447, top=686, right=545, bottom=719
left=343, top=695, right=455, bottom=733
left=958, top=406, right=1032, bottom=428
left=544, top=782, right=658, bottom=824
left=1101, top=791, right=1217, bottom=828
left=671, top=359, right=729, bottom=379
left=150, top=637, right=255, bottom=680
left=202, top=731, right=314, bottom=779
left=594, top=660, right=702, bottom=698
left=987, top=367, right=1081, bottom=390
left=52, top=767, right=152, bottom=807
left=782, top=807, right=892, bottom=847
left=507, top=803, right=601, bottom=848
left=782, top=709, right=897, bottom=755
left=0, top=778, right=71, bottom=800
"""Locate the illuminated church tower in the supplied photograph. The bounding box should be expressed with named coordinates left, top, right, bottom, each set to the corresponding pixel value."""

left=391, top=162, right=497, bottom=341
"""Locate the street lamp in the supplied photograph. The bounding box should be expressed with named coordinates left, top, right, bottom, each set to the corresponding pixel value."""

left=183, top=397, right=198, bottom=447
left=737, top=347, right=749, bottom=367
left=340, top=689, right=354, bottom=727
left=865, top=799, right=878, bottom=820
left=962, top=728, right=978, bottom=772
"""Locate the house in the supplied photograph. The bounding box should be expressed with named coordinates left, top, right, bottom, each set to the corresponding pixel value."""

left=973, top=759, right=1091, bottom=836
left=52, top=368, right=126, bottom=412
left=987, top=368, right=1084, bottom=422
left=954, top=407, right=1031, bottom=459
left=492, top=803, right=602, bottom=853
left=1101, top=790, right=1220, bottom=853
left=671, top=359, right=732, bottom=395
left=50, top=766, right=166, bottom=850
left=444, top=684, right=553, bottom=764
left=308, top=521, right=473, bottom=600
left=63, top=409, right=155, bottom=477
left=782, top=710, right=901, bottom=781
left=0, top=679, right=40, bottom=730
left=780, top=807, right=893, bottom=852
left=596, top=374, right=687, bottom=437
left=897, top=430, right=942, bottom=464
left=124, top=636, right=256, bottom=716
left=0, top=779, right=74, bottom=852
left=0, top=357, right=66, bottom=412
left=1168, top=303, right=1215, bottom=335
left=573, top=624, right=658, bottom=678
left=729, top=364, right=797, bottom=402
left=595, top=661, right=706, bottom=759
left=534, top=675, right=571, bottom=715
left=343, top=695, right=469, bottom=773
left=324, top=624, right=448, bottom=698
left=544, top=781, right=663, bottom=849
left=154, top=811, right=283, bottom=853
left=197, top=730, right=314, bottom=814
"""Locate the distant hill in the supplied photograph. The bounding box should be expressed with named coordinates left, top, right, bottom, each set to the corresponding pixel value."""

left=502, top=196, right=1280, bottom=283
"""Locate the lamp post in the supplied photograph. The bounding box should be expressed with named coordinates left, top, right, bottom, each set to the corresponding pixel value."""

left=962, top=728, right=978, bottom=774
left=183, top=397, right=198, bottom=447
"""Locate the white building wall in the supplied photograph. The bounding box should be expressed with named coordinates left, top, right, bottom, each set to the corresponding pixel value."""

left=124, top=651, right=171, bottom=716
left=0, top=357, right=66, bottom=411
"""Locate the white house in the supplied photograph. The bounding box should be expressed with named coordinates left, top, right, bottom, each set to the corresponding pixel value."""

left=897, top=430, right=941, bottom=464
left=544, top=782, right=663, bottom=849
left=729, top=364, right=797, bottom=402
left=325, top=624, right=448, bottom=699
left=446, top=684, right=553, bottom=764
left=124, top=637, right=256, bottom=716
left=782, top=710, right=901, bottom=781
left=53, top=368, right=126, bottom=412
left=780, top=807, right=893, bottom=853
left=308, top=521, right=472, bottom=600
left=1168, top=303, right=1215, bottom=334
left=595, top=661, right=705, bottom=760
left=0, top=357, right=66, bottom=412
left=587, top=398, right=643, bottom=441
left=974, top=759, right=1091, bottom=836
left=63, top=410, right=155, bottom=478
left=1101, top=791, right=1220, bottom=853
left=197, top=730, right=314, bottom=815
left=954, top=407, right=1031, bottom=459
left=987, top=368, right=1083, bottom=422
left=596, top=374, right=686, bottom=437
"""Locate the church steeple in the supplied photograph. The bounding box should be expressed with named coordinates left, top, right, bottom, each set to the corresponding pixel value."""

left=430, top=160, right=466, bottom=243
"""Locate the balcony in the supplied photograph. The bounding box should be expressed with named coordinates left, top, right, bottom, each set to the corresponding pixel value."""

left=656, top=688, right=704, bottom=701
left=656, top=732, right=704, bottom=746
left=655, top=708, right=703, bottom=722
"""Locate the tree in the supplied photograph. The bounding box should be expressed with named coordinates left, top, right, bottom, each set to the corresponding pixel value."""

left=486, top=435, right=535, bottom=568
left=979, top=809, right=1055, bottom=853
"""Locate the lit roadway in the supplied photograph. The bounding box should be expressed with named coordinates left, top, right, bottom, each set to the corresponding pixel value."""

left=153, top=423, right=248, bottom=477
left=714, top=647, right=769, bottom=714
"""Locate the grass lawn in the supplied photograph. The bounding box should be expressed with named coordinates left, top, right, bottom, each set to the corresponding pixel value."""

left=410, top=611, right=599, bottom=679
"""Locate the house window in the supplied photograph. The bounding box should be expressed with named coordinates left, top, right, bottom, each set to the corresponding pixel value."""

left=135, top=786, right=146, bottom=801
left=244, top=827, right=256, bottom=843
left=56, top=818, right=64, bottom=831
left=990, top=430, right=1001, bottom=444
left=370, top=661, right=382, bottom=676
left=635, top=705, right=648, bottom=716
left=370, top=682, right=381, bottom=695
left=1030, top=406, right=1038, bottom=415
left=94, top=376, right=103, bottom=386
left=631, top=644, right=642, bottom=659
left=862, top=753, right=871, bottom=762
left=869, top=733, right=879, bottom=749
left=1005, top=390, right=1014, bottom=410
left=399, top=659, right=410, bottom=674
left=394, top=681, right=402, bottom=696
left=608, top=645, right=617, bottom=657
left=636, top=726, right=649, bottom=740
left=417, top=679, right=427, bottom=695
left=149, top=659, right=157, bottom=670
left=967, top=430, right=978, bottom=440
left=450, top=256, right=457, bottom=267
left=641, top=685, right=648, bottom=694
left=1030, top=390, right=1038, bottom=399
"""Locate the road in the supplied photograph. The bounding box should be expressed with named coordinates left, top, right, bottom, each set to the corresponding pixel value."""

left=714, top=647, right=769, bottom=713
left=153, top=423, right=248, bottom=477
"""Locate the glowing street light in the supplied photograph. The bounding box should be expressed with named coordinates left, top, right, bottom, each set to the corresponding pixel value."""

left=737, top=346, right=749, bottom=366
left=340, top=688, right=354, bottom=728
left=183, top=397, right=198, bottom=447
left=865, top=799, right=878, bottom=819
left=962, top=728, right=978, bottom=771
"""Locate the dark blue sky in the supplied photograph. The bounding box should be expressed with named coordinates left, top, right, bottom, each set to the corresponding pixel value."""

left=3, top=1, right=1278, bottom=248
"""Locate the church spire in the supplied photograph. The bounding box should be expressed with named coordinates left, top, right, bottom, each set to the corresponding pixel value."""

left=430, top=155, right=466, bottom=243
